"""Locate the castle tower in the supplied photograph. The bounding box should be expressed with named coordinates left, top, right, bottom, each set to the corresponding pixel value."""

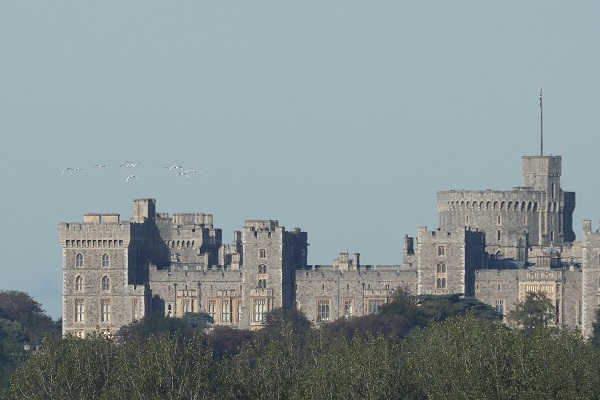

left=415, top=227, right=485, bottom=296
left=240, top=221, right=307, bottom=329
left=580, top=220, right=600, bottom=337
left=437, top=155, right=575, bottom=261
left=59, top=211, right=147, bottom=337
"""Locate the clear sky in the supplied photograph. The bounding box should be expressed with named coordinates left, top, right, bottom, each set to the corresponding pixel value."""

left=1, top=2, right=599, bottom=319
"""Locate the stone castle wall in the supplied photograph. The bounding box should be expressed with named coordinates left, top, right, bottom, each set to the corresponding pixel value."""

left=58, top=154, right=599, bottom=338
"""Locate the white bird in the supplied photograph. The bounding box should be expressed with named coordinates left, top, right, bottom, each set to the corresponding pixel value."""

left=121, top=161, right=141, bottom=168
left=177, top=171, right=189, bottom=177
left=163, top=164, right=182, bottom=170
left=126, top=175, right=138, bottom=182
left=75, top=168, right=85, bottom=172
left=62, top=167, right=74, bottom=176
left=94, top=164, right=107, bottom=168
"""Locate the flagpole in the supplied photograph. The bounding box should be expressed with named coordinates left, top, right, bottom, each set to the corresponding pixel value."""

left=540, top=88, right=543, bottom=156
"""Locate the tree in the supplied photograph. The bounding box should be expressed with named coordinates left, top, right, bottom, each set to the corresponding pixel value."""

left=5, top=334, right=116, bottom=400
left=400, top=315, right=600, bottom=399
left=205, top=325, right=253, bottom=360
left=0, top=290, right=61, bottom=345
left=115, top=311, right=213, bottom=342
left=509, top=291, right=555, bottom=334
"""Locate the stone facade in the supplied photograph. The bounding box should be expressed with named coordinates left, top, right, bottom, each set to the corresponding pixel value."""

left=59, top=154, right=600, bottom=338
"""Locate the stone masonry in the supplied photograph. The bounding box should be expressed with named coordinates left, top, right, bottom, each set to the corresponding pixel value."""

left=59, top=154, right=600, bottom=337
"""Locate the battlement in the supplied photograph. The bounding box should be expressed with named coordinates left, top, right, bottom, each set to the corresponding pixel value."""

left=83, top=213, right=121, bottom=224
left=58, top=221, right=130, bottom=241
left=245, top=220, right=279, bottom=231
left=173, top=213, right=213, bottom=227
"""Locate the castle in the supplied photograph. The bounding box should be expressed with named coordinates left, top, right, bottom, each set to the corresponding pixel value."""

left=59, top=154, right=600, bottom=337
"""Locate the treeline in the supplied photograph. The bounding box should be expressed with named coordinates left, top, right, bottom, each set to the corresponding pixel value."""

left=0, top=291, right=61, bottom=391
left=4, top=291, right=600, bottom=399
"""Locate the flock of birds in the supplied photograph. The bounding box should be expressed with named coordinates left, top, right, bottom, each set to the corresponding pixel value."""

left=61, top=161, right=203, bottom=182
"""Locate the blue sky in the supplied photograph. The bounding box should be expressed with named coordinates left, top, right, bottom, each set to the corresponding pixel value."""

left=1, top=2, right=599, bottom=319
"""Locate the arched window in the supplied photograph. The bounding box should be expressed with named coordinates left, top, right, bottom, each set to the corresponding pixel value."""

left=102, top=276, right=110, bottom=291
left=76, top=253, right=84, bottom=268
left=258, top=264, right=267, bottom=274
left=102, top=254, right=110, bottom=268
left=75, top=276, right=83, bottom=292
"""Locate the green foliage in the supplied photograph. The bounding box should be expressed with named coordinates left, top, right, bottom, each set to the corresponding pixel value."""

left=589, top=307, right=600, bottom=350
left=205, top=325, right=253, bottom=360
left=400, top=315, right=600, bottom=399
left=5, top=293, right=600, bottom=399
left=509, top=291, right=555, bottom=334
left=108, top=333, right=218, bottom=399
left=5, top=334, right=115, bottom=400
left=293, top=334, right=407, bottom=400
left=0, top=290, right=61, bottom=346
left=324, top=313, right=412, bottom=343
left=115, top=311, right=213, bottom=342
left=0, top=319, right=28, bottom=391
left=0, top=291, right=60, bottom=395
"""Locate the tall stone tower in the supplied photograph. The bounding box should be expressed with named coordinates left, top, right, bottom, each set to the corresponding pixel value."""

left=240, top=221, right=307, bottom=329
left=59, top=202, right=150, bottom=337
left=437, top=155, right=575, bottom=261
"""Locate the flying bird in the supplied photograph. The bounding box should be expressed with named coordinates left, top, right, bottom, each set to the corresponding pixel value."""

left=121, top=161, right=141, bottom=168
left=94, top=164, right=107, bottom=168
left=62, top=167, right=74, bottom=176
left=126, top=175, right=138, bottom=182
left=163, top=165, right=182, bottom=170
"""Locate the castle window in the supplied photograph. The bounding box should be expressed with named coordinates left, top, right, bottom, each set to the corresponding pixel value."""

left=316, top=298, right=331, bottom=322
left=258, top=264, right=267, bottom=274
left=497, top=215, right=501, bottom=225
left=253, top=299, right=266, bottom=322
left=259, top=249, right=266, bottom=258
left=577, top=301, right=583, bottom=325
left=221, top=299, right=230, bottom=323
left=182, top=299, right=191, bottom=314
left=102, top=276, right=110, bottom=291
left=437, top=246, right=446, bottom=257
left=436, top=263, right=447, bottom=289
left=75, top=276, right=83, bottom=292
left=101, top=300, right=110, bottom=323
left=258, top=279, right=267, bottom=289
left=132, top=299, right=139, bottom=322
left=343, top=298, right=354, bottom=319
left=102, top=254, right=110, bottom=268
left=367, top=299, right=385, bottom=314
left=494, top=299, right=505, bottom=317
left=75, top=299, right=84, bottom=322
left=208, top=300, right=216, bottom=320
left=497, top=231, right=501, bottom=241
left=76, top=253, right=84, bottom=268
